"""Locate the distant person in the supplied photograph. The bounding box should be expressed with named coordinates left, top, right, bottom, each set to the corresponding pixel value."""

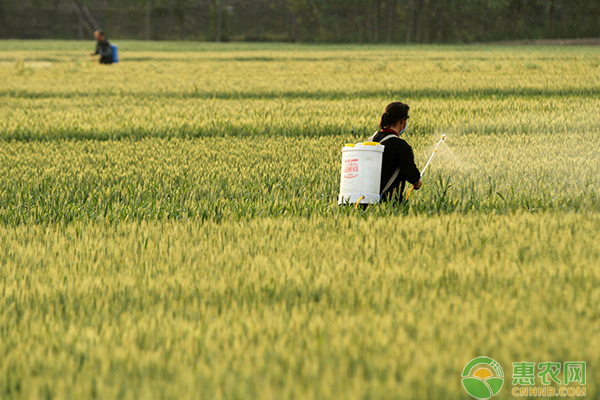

left=368, top=102, right=422, bottom=202
left=90, top=30, right=113, bottom=64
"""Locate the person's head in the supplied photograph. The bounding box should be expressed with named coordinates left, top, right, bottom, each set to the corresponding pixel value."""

left=94, top=30, right=105, bottom=41
left=379, top=101, right=410, bottom=132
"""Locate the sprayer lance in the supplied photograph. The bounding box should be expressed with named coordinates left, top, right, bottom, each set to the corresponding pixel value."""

left=420, top=134, right=445, bottom=177
left=405, top=134, right=445, bottom=201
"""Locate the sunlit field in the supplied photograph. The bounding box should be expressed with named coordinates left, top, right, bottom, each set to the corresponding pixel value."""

left=0, top=41, right=599, bottom=400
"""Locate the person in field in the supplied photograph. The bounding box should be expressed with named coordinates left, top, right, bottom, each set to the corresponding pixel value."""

left=368, top=102, right=422, bottom=202
left=90, top=30, right=113, bottom=65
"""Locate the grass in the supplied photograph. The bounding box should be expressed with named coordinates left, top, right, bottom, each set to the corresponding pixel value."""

left=0, top=40, right=599, bottom=399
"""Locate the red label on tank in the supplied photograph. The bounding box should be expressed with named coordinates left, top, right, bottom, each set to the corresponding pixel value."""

left=343, top=159, right=359, bottom=174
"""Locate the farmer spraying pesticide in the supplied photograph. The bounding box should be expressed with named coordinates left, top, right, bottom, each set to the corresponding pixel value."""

left=338, top=102, right=422, bottom=206
left=90, top=30, right=115, bottom=65
left=369, top=102, right=422, bottom=202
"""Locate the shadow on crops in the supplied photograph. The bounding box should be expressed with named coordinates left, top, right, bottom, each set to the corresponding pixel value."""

left=0, top=122, right=361, bottom=142
left=2, top=86, right=598, bottom=101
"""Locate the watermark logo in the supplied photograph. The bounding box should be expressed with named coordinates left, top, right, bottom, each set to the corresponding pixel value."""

left=462, top=357, right=587, bottom=398
left=462, top=357, right=505, bottom=399
left=511, top=361, right=586, bottom=397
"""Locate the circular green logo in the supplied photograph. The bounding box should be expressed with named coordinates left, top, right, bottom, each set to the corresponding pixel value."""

left=462, top=357, right=504, bottom=399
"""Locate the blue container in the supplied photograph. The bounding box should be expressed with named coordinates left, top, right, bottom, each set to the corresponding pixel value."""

left=111, top=44, right=119, bottom=63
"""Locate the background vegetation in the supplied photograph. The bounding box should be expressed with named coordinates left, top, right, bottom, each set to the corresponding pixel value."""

left=0, top=41, right=599, bottom=399
left=1, top=0, right=600, bottom=43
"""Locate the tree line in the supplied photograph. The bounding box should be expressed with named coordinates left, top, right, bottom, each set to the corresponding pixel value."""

left=1, top=0, right=599, bottom=43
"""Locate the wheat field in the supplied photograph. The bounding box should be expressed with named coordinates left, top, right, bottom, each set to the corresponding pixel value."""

left=0, top=41, right=599, bottom=399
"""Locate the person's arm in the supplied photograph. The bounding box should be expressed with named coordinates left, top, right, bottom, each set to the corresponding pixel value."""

left=90, top=43, right=99, bottom=56
left=400, top=142, right=422, bottom=190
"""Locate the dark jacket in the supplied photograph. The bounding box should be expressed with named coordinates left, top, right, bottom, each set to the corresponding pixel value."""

left=372, top=129, right=420, bottom=201
left=95, top=39, right=113, bottom=64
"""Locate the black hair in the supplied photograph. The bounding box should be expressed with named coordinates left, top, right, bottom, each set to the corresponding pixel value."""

left=379, top=102, right=410, bottom=130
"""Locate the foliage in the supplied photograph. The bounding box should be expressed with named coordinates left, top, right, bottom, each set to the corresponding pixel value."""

left=1, top=0, right=600, bottom=42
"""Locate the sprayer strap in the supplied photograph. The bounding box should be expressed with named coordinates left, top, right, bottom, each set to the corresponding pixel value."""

left=381, top=167, right=401, bottom=195
left=368, top=133, right=397, bottom=143
left=378, top=134, right=401, bottom=195
left=379, top=134, right=397, bottom=144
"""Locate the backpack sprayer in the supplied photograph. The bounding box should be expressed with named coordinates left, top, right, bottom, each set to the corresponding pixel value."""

left=405, top=133, right=445, bottom=200
left=338, top=141, right=385, bottom=207
left=338, top=133, right=445, bottom=207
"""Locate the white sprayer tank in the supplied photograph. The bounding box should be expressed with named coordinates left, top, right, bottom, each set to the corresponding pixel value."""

left=338, top=142, right=384, bottom=205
